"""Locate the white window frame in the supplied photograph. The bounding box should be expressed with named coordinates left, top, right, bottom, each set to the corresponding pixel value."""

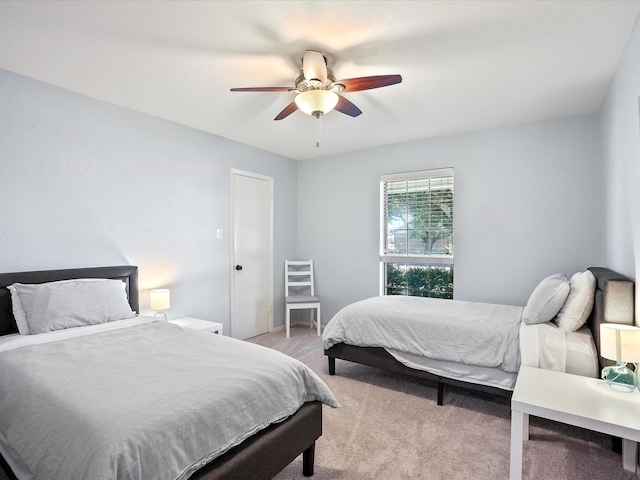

left=379, top=167, right=454, bottom=296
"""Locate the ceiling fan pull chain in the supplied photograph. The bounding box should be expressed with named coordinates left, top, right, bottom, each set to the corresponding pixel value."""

left=316, top=114, right=322, bottom=148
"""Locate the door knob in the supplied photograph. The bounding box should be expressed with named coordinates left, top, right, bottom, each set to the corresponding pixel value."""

left=235, top=265, right=243, bottom=271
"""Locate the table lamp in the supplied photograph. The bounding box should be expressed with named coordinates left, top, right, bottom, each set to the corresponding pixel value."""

left=150, top=288, right=170, bottom=321
left=600, top=323, right=640, bottom=392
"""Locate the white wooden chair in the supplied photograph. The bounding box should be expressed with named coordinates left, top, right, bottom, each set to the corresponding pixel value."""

left=285, top=260, right=321, bottom=338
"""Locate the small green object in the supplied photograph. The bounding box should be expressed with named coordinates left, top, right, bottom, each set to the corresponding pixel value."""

left=602, top=362, right=637, bottom=392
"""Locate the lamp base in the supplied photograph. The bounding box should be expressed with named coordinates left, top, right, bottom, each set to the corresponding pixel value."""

left=602, top=362, right=637, bottom=393
left=154, top=311, right=167, bottom=322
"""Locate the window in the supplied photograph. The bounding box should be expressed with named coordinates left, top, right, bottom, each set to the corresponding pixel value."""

left=380, top=168, right=454, bottom=298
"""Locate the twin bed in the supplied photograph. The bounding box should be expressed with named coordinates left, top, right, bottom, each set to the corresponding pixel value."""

left=323, top=267, right=634, bottom=405
left=0, top=265, right=338, bottom=480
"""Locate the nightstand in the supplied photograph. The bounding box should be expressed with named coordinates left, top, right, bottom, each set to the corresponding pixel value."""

left=169, top=317, right=224, bottom=335
left=510, top=366, right=640, bottom=479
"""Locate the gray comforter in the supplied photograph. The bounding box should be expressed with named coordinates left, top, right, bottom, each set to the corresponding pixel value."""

left=0, top=320, right=338, bottom=480
left=323, top=296, right=523, bottom=373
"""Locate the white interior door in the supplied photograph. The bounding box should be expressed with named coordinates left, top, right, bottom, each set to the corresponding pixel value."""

left=230, top=169, right=273, bottom=339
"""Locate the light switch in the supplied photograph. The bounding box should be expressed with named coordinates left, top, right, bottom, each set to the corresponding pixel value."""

left=216, top=228, right=223, bottom=240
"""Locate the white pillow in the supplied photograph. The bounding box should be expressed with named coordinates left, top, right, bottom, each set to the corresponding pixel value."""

left=7, top=285, right=30, bottom=335
left=11, top=278, right=134, bottom=334
left=522, top=273, right=570, bottom=325
left=555, top=270, right=596, bottom=332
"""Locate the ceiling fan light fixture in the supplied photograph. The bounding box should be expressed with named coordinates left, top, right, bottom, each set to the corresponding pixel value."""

left=294, top=90, right=339, bottom=117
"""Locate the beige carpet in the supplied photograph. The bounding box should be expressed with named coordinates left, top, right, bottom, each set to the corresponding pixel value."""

left=249, top=325, right=639, bottom=480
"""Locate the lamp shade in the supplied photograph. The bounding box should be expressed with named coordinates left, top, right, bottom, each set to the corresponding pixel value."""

left=295, top=90, right=339, bottom=116
left=150, top=289, right=170, bottom=311
left=600, top=323, right=640, bottom=363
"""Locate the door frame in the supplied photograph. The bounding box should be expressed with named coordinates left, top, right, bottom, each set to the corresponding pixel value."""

left=229, top=168, right=274, bottom=338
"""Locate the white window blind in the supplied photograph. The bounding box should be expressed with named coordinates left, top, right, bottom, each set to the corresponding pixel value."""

left=380, top=168, right=454, bottom=298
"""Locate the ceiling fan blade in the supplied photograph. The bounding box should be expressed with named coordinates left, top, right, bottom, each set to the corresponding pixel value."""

left=230, top=87, right=293, bottom=92
left=302, top=50, right=327, bottom=83
left=334, top=96, right=362, bottom=117
left=337, top=74, right=402, bottom=92
left=274, top=101, right=298, bottom=121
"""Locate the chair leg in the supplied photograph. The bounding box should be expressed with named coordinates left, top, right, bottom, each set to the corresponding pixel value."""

left=286, top=306, right=290, bottom=338
left=316, top=305, right=321, bottom=336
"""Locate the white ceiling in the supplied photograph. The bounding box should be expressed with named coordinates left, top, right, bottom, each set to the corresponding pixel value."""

left=0, top=1, right=638, bottom=161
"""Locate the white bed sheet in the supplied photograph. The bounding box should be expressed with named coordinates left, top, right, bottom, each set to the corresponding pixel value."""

left=520, top=321, right=598, bottom=378
left=387, top=350, right=518, bottom=390
left=0, top=315, right=156, bottom=352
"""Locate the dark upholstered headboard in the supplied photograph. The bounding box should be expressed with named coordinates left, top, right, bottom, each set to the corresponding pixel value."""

left=587, top=267, right=635, bottom=370
left=0, top=265, right=139, bottom=336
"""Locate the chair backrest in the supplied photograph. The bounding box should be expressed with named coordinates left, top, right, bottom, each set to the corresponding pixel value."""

left=285, top=260, right=315, bottom=298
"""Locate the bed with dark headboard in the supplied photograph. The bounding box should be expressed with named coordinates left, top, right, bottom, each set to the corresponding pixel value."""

left=586, top=267, right=635, bottom=370
left=0, top=265, right=140, bottom=336
left=324, top=266, right=635, bottom=405
left=0, top=265, right=328, bottom=480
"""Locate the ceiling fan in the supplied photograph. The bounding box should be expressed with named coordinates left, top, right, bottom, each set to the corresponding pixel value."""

left=230, top=50, right=402, bottom=146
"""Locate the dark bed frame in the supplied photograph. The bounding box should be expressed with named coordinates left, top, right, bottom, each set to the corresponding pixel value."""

left=0, top=265, right=322, bottom=480
left=325, top=266, right=635, bottom=406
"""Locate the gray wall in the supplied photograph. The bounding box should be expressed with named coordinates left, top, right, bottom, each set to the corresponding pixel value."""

left=599, top=13, right=640, bottom=320
left=0, top=69, right=298, bottom=333
left=298, top=115, right=603, bottom=320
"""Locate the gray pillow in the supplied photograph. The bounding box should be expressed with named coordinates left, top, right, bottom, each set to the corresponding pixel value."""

left=522, top=273, right=570, bottom=325
left=11, top=279, right=134, bottom=334
left=7, top=285, right=30, bottom=334
left=555, top=270, right=596, bottom=332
